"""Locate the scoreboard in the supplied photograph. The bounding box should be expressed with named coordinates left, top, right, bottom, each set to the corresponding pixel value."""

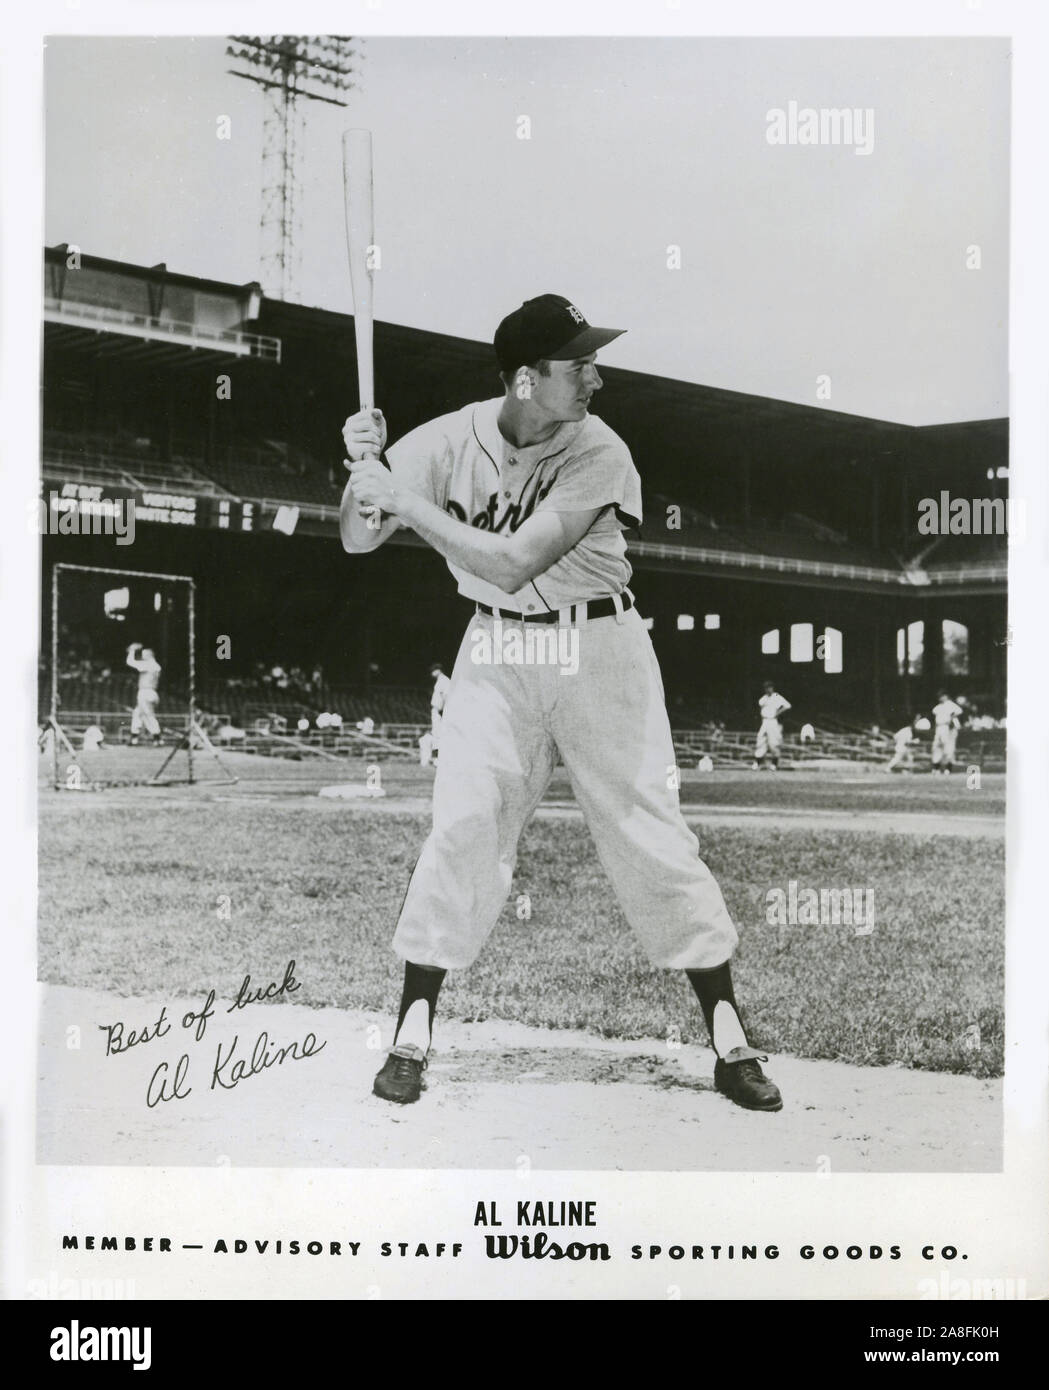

left=42, top=480, right=258, bottom=533
left=38, top=476, right=358, bottom=543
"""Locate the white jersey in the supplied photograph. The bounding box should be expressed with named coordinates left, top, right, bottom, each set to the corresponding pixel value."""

left=431, top=672, right=451, bottom=712
left=759, top=692, right=789, bottom=722
left=893, top=725, right=914, bottom=747
left=384, top=398, right=643, bottom=613
left=932, top=699, right=962, bottom=728
left=128, top=655, right=161, bottom=693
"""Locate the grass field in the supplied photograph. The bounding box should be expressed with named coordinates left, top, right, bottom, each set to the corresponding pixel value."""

left=38, top=761, right=1005, bottom=1078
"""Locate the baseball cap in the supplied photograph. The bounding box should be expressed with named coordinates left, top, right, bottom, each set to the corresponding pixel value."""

left=494, top=294, right=626, bottom=372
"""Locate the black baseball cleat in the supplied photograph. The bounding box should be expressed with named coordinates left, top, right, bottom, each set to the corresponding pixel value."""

left=373, top=1043, right=428, bottom=1104
left=714, top=1046, right=783, bottom=1112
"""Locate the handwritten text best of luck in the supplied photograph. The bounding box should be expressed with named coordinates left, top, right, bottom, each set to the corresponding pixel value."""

left=97, top=959, right=326, bottom=1107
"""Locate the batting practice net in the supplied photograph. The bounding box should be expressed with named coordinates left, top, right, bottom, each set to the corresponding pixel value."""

left=43, top=563, right=235, bottom=790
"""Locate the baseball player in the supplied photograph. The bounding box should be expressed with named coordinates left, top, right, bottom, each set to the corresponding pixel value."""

left=428, top=662, right=451, bottom=761
left=126, top=643, right=162, bottom=745
left=886, top=719, right=917, bottom=772
left=340, top=293, right=782, bottom=1114
left=753, top=681, right=791, bottom=771
left=930, top=690, right=963, bottom=775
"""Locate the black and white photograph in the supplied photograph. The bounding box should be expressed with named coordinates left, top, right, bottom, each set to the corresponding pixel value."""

left=4, top=0, right=1048, bottom=1315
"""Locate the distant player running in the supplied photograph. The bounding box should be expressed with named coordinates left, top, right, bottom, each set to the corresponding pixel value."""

left=126, top=643, right=162, bottom=745
left=753, top=681, right=791, bottom=771
left=887, top=719, right=917, bottom=772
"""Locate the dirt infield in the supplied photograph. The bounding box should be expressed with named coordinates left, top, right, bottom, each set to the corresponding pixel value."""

left=38, top=983, right=1001, bottom=1172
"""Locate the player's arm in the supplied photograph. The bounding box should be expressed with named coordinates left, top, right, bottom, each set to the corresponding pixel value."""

left=126, top=644, right=145, bottom=671
left=340, top=481, right=400, bottom=554
left=349, top=455, right=601, bottom=591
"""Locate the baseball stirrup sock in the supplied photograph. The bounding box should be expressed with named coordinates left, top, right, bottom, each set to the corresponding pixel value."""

left=394, top=962, right=447, bottom=1050
left=685, top=964, right=748, bottom=1058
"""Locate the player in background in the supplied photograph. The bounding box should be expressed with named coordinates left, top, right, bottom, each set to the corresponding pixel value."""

left=886, top=718, right=917, bottom=773
left=428, top=662, right=451, bottom=764
left=340, top=292, right=783, bottom=1115
left=126, top=643, right=162, bottom=745
left=753, top=681, right=791, bottom=771
left=930, top=690, right=963, bottom=775
left=82, top=723, right=105, bottom=753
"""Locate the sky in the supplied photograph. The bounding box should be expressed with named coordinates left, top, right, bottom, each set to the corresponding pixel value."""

left=43, top=34, right=1010, bottom=425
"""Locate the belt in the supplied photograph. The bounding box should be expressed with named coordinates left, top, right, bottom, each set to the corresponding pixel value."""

left=475, top=592, right=634, bottom=624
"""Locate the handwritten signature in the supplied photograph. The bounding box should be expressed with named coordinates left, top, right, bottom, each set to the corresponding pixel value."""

left=97, top=960, right=326, bottom=1109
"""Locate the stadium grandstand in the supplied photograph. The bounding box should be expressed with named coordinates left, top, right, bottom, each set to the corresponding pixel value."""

left=40, top=244, right=1008, bottom=769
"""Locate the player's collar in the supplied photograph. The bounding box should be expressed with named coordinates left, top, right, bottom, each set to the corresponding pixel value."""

left=474, top=397, right=587, bottom=468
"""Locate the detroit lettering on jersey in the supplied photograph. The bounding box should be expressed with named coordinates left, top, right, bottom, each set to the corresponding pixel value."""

left=385, top=397, right=644, bottom=612
left=444, top=465, right=558, bottom=534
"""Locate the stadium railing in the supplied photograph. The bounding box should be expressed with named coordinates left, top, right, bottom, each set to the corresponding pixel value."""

left=42, top=448, right=226, bottom=497
left=41, top=675, right=433, bottom=728
left=44, top=297, right=281, bottom=362
left=631, top=538, right=1006, bottom=588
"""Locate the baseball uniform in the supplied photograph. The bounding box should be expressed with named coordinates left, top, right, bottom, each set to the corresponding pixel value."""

left=755, top=690, right=789, bottom=763
left=352, top=293, right=781, bottom=1115
left=887, top=724, right=915, bottom=771
left=931, top=698, right=963, bottom=770
left=127, top=649, right=161, bottom=738
left=381, top=397, right=738, bottom=972
left=430, top=670, right=451, bottom=744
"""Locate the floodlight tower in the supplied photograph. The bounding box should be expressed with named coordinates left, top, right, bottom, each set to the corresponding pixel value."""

left=227, top=35, right=361, bottom=302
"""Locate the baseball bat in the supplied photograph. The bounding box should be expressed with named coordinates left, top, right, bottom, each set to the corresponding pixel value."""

left=342, top=127, right=376, bottom=419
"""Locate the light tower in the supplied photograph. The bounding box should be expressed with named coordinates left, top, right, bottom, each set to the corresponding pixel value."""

left=227, top=35, right=361, bottom=302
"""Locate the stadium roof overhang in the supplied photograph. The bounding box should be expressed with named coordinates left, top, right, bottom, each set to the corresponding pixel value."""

left=44, top=300, right=281, bottom=368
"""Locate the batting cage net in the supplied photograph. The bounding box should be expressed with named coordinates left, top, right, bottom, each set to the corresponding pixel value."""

left=42, top=563, right=235, bottom=790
